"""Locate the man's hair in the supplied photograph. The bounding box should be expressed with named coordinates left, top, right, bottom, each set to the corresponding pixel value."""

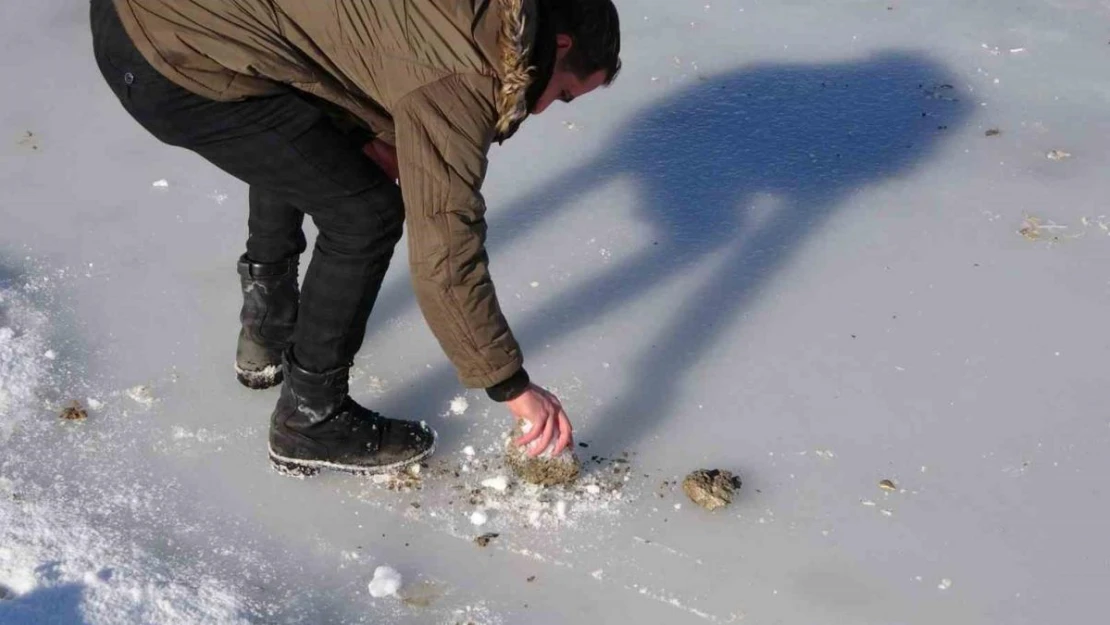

left=548, top=0, right=621, bottom=84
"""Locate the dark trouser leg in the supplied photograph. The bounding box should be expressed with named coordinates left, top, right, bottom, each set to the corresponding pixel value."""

left=234, top=190, right=307, bottom=389
left=292, top=183, right=404, bottom=372
left=246, top=188, right=307, bottom=264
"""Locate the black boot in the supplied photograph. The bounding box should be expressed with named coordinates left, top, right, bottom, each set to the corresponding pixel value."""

left=236, top=254, right=299, bottom=389
left=268, top=350, right=436, bottom=476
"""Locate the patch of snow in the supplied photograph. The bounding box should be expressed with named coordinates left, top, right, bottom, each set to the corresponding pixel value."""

left=151, top=179, right=169, bottom=188
left=480, top=476, right=509, bottom=492
left=0, top=287, right=49, bottom=442
left=938, top=578, right=953, bottom=590
left=449, top=396, right=469, bottom=416
left=462, top=446, right=476, bottom=457
left=585, top=484, right=601, bottom=495
left=367, top=566, right=403, bottom=598
left=42, top=349, right=56, bottom=360
left=0, top=479, right=252, bottom=624
left=469, top=510, right=489, bottom=526
left=125, top=385, right=155, bottom=408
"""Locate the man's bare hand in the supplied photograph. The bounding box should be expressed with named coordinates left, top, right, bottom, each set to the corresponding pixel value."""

left=506, top=383, right=573, bottom=457
left=362, top=139, right=399, bottom=183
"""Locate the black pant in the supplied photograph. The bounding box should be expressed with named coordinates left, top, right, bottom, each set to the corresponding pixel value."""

left=89, top=0, right=403, bottom=373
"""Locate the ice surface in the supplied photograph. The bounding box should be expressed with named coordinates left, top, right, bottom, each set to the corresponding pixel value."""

left=4, top=0, right=1110, bottom=623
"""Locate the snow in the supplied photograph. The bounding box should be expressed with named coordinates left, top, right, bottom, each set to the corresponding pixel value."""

left=4, top=0, right=1110, bottom=622
left=469, top=510, right=489, bottom=527
left=448, top=395, right=469, bottom=415
left=367, top=566, right=403, bottom=598
left=125, top=385, right=156, bottom=408
left=0, top=478, right=251, bottom=624
left=480, top=476, right=509, bottom=492
left=0, top=287, right=48, bottom=441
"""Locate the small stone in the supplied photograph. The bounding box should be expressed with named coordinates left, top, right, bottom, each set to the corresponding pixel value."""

left=59, top=400, right=87, bottom=421
left=474, top=533, right=499, bottom=547
left=526, top=575, right=536, bottom=582
left=879, top=479, right=897, bottom=491
left=984, top=128, right=1001, bottom=137
left=682, top=469, right=741, bottom=511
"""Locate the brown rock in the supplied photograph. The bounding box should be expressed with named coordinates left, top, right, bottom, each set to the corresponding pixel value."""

left=474, top=533, right=499, bottom=547
left=682, top=469, right=741, bottom=511
left=504, top=420, right=580, bottom=487
left=59, top=400, right=87, bottom=421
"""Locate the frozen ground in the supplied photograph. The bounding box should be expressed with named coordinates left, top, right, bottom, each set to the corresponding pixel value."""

left=3, top=0, right=1110, bottom=623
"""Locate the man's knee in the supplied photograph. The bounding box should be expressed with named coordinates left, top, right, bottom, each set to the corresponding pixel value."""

left=313, top=188, right=404, bottom=257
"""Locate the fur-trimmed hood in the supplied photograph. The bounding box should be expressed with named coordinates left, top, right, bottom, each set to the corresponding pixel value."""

left=493, top=0, right=535, bottom=136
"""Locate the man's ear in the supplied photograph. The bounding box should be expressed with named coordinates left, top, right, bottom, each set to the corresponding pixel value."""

left=554, top=33, right=573, bottom=53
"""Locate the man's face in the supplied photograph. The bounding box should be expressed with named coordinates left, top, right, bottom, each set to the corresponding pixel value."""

left=531, top=35, right=608, bottom=115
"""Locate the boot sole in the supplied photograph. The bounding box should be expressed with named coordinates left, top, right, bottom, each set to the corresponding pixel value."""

left=235, top=363, right=283, bottom=390
left=267, top=440, right=436, bottom=478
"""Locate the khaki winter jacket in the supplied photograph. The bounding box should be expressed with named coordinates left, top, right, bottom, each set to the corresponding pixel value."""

left=113, top=0, right=544, bottom=389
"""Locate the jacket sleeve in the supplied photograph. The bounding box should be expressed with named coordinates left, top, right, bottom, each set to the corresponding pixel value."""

left=392, top=73, right=524, bottom=389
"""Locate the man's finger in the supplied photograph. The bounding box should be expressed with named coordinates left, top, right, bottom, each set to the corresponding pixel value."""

left=529, top=414, right=556, bottom=458
left=553, top=411, right=572, bottom=456
left=514, top=417, right=542, bottom=447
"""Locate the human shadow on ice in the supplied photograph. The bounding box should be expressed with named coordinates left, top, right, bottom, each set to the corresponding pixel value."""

left=373, top=51, right=973, bottom=453
left=0, top=583, right=89, bottom=625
